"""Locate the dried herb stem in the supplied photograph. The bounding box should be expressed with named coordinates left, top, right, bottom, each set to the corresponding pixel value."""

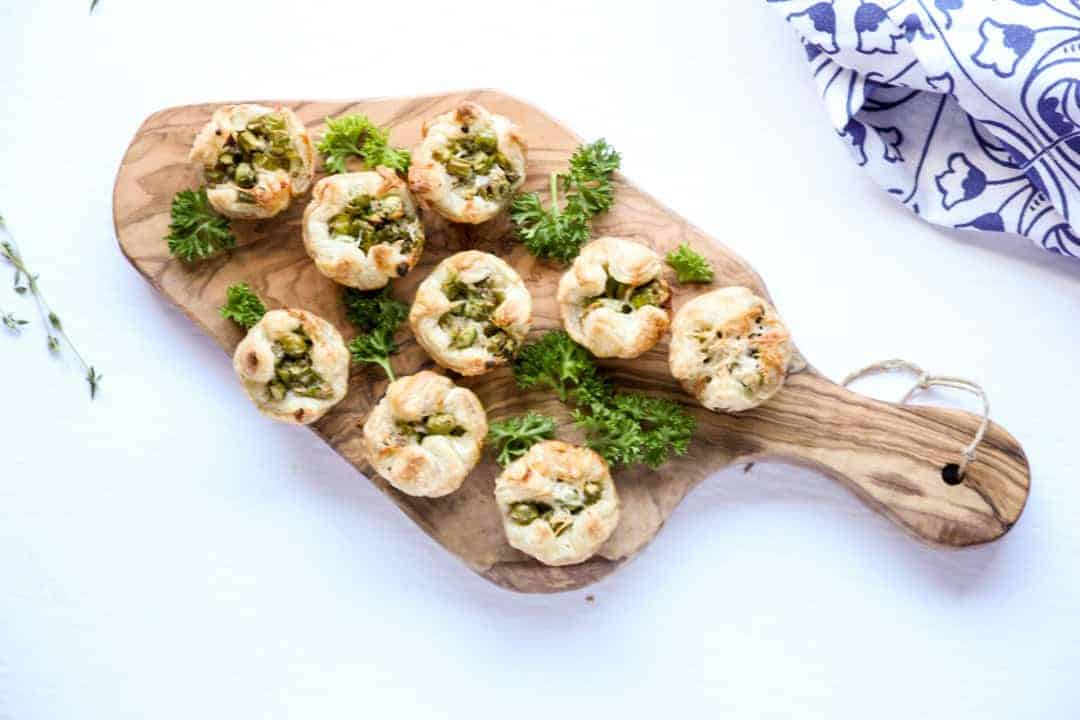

left=0, top=218, right=102, bottom=398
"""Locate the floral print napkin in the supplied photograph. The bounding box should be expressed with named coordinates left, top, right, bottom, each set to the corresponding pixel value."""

left=769, top=0, right=1080, bottom=256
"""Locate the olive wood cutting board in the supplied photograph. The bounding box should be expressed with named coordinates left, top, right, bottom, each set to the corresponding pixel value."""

left=113, top=90, right=1031, bottom=593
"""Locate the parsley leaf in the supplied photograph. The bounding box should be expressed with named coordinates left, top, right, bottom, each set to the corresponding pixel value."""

left=347, top=289, right=409, bottom=381
left=574, top=393, right=695, bottom=468
left=608, top=394, right=696, bottom=468
left=510, top=191, right=590, bottom=264
left=165, top=187, right=236, bottom=263
left=487, top=412, right=558, bottom=466
left=665, top=243, right=714, bottom=284
left=564, top=139, right=621, bottom=216
left=343, top=286, right=409, bottom=334
left=219, top=283, right=267, bottom=330
left=512, top=330, right=695, bottom=468
left=511, top=139, right=621, bottom=264
left=349, top=325, right=399, bottom=381
left=317, top=114, right=410, bottom=175
left=513, top=330, right=599, bottom=402
left=571, top=403, right=644, bottom=467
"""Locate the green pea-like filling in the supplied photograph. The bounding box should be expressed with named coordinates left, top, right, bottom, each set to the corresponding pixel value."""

left=583, top=480, right=603, bottom=505
left=432, top=131, right=519, bottom=202
left=204, top=113, right=302, bottom=189
left=438, top=274, right=519, bottom=359
left=584, top=273, right=670, bottom=317
left=396, top=413, right=466, bottom=440
left=266, top=329, right=333, bottom=401
left=328, top=193, right=422, bottom=255
left=507, top=480, right=603, bottom=535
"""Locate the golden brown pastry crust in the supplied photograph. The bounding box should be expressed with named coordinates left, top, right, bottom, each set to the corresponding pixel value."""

left=232, top=309, right=349, bottom=425
left=668, top=286, right=793, bottom=412
left=189, top=104, right=315, bottom=220
left=302, top=169, right=424, bottom=290
left=362, top=371, right=488, bottom=497
left=494, top=440, right=619, bottom=567
left=557, top=237, right=671, bottom=358
left=409, top=250, right=532, bottom=376
left=407, top=102, right=527, bottom=224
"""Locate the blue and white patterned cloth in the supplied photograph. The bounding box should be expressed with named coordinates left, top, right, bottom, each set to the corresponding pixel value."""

left=769, top=0, right=1080, bottom=256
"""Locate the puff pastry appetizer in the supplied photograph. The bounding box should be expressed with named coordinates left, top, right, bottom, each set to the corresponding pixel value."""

left=233, top=309, right=349, bottom=425
left=302, top=169, right=425, bottom=289
left=494, top=440, right=619, bottom=566
left=408, top=102, right=527, bottom=224
left=362, top=371, right=488, bottom=497
left=558, top=236, right=671, bottom=358
left=190, top=104, right=315, bottom=219
left=668, top=286, right=793, bottom=412
left=409, top=250, right=532, bottom=376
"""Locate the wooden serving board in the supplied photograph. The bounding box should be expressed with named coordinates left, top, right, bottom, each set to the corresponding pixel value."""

left=114, top=90, right=1031, bottom=593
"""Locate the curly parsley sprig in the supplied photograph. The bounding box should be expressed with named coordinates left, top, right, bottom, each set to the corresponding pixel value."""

left=0, top=215, right=101, bottom=398
left=512, top=330, right=694, bottom=469
left=510, top=140, right=621, bottom=264
left=166, top=187, right=236, bottom=263
left=571, top=402, right=644, bottom=467
left=219, top=283, right=267, bottom=330
left=666, top=243, right=714, bottom=284
left=317, top=115, right=411, bottom=175
left=487, top=411, right=558, bottom=466
left=346, top=288, right=409, bottom=381
left=603, top=394, right=696, bottom=468
left=343, top=286, right=409, bottom=334
left=349, top=326, right=399, bottom=381
left=513, top=330, right=599, bottom=402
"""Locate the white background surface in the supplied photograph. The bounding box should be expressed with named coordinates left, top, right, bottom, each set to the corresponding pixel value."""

left=1, top=1, right=1078, bottom=718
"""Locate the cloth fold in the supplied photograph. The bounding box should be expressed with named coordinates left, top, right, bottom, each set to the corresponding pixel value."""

left=770, top=0, right=1080, bottom=256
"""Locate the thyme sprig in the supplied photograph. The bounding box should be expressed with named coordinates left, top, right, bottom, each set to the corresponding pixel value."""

left=0, top=216, right=101, bottom=399
left=2, top=303, right=27, bottom=333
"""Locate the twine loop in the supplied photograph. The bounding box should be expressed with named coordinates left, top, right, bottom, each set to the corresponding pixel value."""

left=841, top=359, right=990, bottom=480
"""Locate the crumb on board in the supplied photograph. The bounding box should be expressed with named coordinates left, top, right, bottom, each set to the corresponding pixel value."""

left=744, top=462, right=755, bottom=473
left=585, top=594, right=595, bottom=603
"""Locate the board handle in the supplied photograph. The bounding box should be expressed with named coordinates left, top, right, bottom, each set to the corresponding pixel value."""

left=738, top=371, right=1030, bottom=546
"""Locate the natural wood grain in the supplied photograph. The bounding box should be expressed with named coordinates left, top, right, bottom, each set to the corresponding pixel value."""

left=113, top=90, right=1031, bottom=593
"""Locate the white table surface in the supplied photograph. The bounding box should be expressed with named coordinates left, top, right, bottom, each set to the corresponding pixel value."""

left=2, top=2, right=1078, bottom=718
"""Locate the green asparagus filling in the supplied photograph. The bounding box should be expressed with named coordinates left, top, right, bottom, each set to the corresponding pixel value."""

left=204, top=113, right=302, bottom=191
left=432, top=131, right=519, bottom=202
left=266, top=329, right=333, bottom=401
left=507, top=480, right=604, bottom=536
left=396, top=413, right=466, bottom=440
left=328, top=193, right=421, bottom=254
left=438, top=274, right=519, bottom=359
left=584, top=273, right=671, bottom=317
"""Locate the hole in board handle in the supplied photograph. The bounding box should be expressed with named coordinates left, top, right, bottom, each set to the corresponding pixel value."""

left=941, top=463, right=963, bottom=486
